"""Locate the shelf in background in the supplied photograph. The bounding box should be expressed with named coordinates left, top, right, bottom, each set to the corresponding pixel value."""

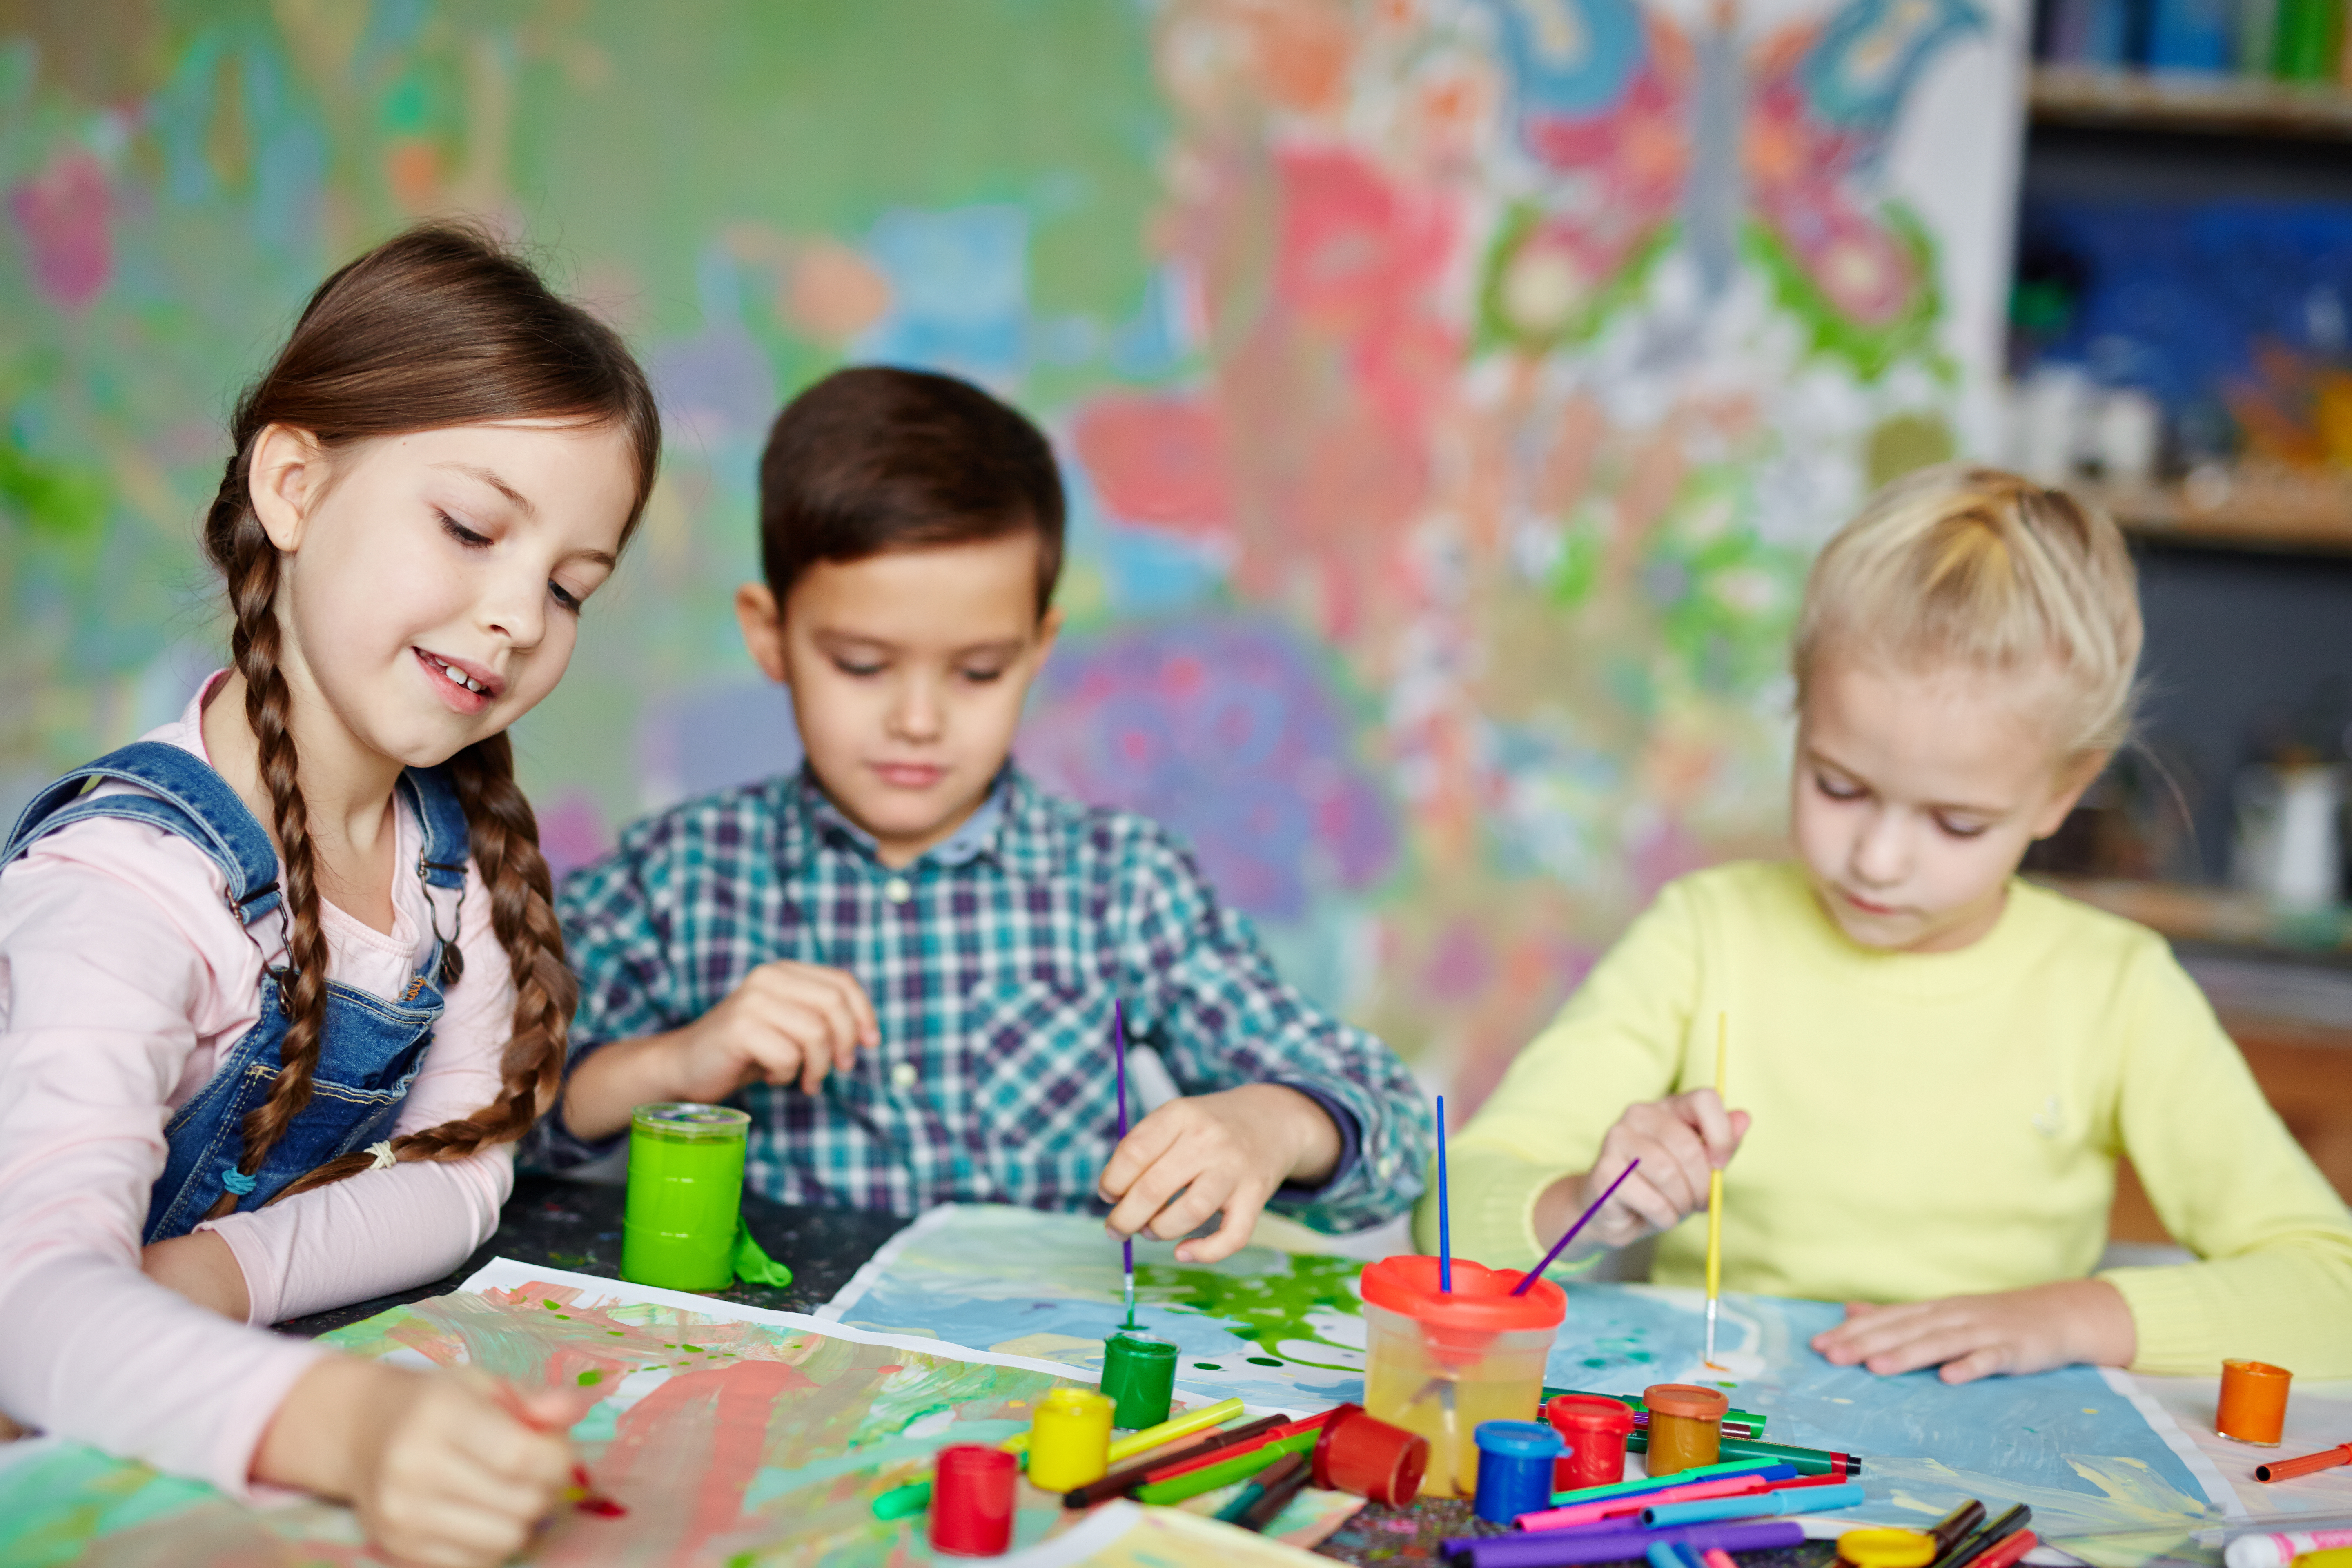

left=2036, top=874, right=2352, bottom=956
left=2076, top=472, right=2352, bottom=552
left=2031, top=66, right=2352, bottom=138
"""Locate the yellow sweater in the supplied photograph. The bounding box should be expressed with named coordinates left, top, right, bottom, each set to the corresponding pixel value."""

left=1430, top=860, right=2352, bottom=1376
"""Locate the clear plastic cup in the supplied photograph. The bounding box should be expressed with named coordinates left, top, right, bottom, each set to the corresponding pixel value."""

left=1359, top=1255, right=1566, bottom=1499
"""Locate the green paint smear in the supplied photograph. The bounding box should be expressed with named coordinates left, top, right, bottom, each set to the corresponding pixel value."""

left=1742, top=205, right=1950, bottom=385
left=577, top=1370, right=604, bottom=1385
left=0, top=1446, right=215, bottom=1562
left=0, top=441, right=109, bottom=540
left=1134, top=1253, right=1362, bottom=1372
left=1474, top=201, right=1677, bottom=356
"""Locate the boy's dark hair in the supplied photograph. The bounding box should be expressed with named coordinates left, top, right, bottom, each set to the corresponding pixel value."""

left=758, top=366, right=1065, bottom=616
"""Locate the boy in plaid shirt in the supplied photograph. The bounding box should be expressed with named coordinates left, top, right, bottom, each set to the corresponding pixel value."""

left=548, top=368, right=1431, bottom=1258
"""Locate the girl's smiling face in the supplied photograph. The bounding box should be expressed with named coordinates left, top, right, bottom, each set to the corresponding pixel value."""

left=252, top=417, right=638, bottom=769
left=1791, top=657, right=2104, bottom=954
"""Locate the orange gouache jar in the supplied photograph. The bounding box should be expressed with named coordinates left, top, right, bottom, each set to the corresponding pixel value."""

left=1642, top=1383, right=1731, bottom=1476
left=2216, top=1359, right=2293, bottom=1446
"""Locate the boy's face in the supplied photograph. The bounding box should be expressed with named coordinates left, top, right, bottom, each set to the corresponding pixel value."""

left=1790, top=657, right=2100, bottom=954
left=736, top=533, right=1060, bottom=868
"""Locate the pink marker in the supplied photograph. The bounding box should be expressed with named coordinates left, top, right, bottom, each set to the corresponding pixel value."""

left=1703, top=1550, right=1739, bottom=1568
left=1518, top=1475, right=1769, bottom=1531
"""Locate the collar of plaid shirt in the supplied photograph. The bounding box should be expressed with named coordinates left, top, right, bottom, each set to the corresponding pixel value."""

left=791, top=761, right=1019, bottom=872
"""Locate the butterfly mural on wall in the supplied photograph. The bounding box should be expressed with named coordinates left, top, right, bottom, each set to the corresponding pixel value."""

left=1476, top=0, right=1986, bottom=378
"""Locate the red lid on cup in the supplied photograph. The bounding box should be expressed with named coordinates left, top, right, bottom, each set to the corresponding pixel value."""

left=1358, top=1256, right=1567, bottom=1331
left=1547, top=1393, right=1637, bottom=1435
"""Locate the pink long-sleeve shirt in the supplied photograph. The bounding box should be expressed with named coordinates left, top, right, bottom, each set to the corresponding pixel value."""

left=0, top=677, right=516, bottom=1497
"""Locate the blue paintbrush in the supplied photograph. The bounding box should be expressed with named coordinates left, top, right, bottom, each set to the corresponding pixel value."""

left=1437, top=1094, right=1450, bottom=1293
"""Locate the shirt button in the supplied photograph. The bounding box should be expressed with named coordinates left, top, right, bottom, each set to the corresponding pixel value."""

left=884, top=877, right=913, bottom=904
left=890, top=1061, right=918, bottom=1089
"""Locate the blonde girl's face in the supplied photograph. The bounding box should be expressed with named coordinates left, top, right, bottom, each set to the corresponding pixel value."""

left=1790, top=657, right=2103, bottom=954
left=251, top=419, right=638, bottom=769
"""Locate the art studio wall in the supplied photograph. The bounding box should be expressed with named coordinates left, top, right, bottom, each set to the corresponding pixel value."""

left=0, top=0, right=2026, bottom=1114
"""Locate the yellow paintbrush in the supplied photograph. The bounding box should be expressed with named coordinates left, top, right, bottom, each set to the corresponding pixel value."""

left=1704, top=1010, right=1728, bottom=1370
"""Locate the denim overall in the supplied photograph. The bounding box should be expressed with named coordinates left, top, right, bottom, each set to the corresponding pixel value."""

left=2, top=741, right=471, bottom=1243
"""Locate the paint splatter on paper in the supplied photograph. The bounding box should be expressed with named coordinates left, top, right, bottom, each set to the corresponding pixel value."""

left=0, top=1260, right=1355, bottom=1566
left=823, top=1205, right=2234, bottom=1566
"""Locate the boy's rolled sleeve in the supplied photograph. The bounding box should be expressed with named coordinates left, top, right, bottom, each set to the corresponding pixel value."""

left=531, top=835, right=688, bottom=1169
left=1118, top=827, right=1433, bottom=1234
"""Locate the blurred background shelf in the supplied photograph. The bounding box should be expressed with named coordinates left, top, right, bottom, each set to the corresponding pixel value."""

left=2031, top=67, right=2352, bottom=138
left=2078, top=474, right=2352, bottom=552
left=2038, top=874, right=2352, bottom=953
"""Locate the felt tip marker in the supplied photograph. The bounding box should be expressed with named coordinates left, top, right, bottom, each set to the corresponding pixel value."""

left=1546, top=1457, right=1795, bottom=1510
left=1929, top=1500, right=1987, bottom=1553
left=1932, top=1503, right=2031, bottom=1568
left=1642, top=1479, right=1864, bottom=1528
left=1519, top=1469, right=1797, bottom=1531
left=1970, top=1531, right=2038, bottom=1568
left=2256, top=1443, right=2352, bottom=1483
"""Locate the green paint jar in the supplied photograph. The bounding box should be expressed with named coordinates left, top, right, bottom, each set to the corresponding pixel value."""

left=623, top=1102, right=750, bottom=1291
left=1100, top=1333, right=1178, bottom=1429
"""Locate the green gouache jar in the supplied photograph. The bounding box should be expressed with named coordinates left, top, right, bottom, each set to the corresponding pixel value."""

left=623, top=1102, right=750, bottom=1291
left=1100, top=1333, right=1178, bottom=1428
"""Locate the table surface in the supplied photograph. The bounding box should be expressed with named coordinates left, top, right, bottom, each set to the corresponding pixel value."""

left=274, top=1176, right=1836, bottom=1568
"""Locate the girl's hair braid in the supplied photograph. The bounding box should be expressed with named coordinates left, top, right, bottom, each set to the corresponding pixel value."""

left=198, top=223, right=658, bottom=1211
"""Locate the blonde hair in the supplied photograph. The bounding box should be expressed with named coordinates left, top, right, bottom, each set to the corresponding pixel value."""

left=1792, top=463, right=2143, bottom=758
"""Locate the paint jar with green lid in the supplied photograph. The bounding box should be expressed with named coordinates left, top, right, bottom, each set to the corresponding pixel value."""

left=623, top=1102, right=750, bottom=1291
left=1100, top=1333, right=1178, bottom=1428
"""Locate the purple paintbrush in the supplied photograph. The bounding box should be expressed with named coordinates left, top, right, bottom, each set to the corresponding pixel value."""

left=1114, top=1000, right=1135, bottom=1327
left=1511, top=1158, right=1642, bottom=1295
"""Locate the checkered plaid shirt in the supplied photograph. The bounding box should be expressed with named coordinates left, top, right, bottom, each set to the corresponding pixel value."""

left=547, top=765, right=1432, bottom=1233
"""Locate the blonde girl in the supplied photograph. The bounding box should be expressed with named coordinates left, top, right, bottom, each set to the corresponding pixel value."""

left=0, top=226, right=658, bottom=1564
left=1440, top=465, right=2352, bottom=1380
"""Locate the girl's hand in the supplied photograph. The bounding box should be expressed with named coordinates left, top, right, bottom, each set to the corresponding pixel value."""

left=668, top=960, right=880, bottom=1099
left=1539, top=1089, right=1750, bottom=1255
left=256, top=1358, right=575, bottom=1568
left=1099, top=1084, right=1341, bottom=1264
left=1810, top=1278, right=2137, bottom=1383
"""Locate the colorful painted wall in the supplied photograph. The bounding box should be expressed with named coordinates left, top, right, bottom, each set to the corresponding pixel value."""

left=0, top=0, right=2023, bottom=1116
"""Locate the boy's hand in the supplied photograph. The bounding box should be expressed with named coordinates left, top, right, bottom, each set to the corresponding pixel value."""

left=1810, top=1278, right=2136, bottom=1383
left=1099, top=1084, right=1341, bottom=1265
left=669, top=960, right=880, bottom=1099
left=256, top=1359, right=576, bottom=1568
left=1539, top=1089, right=1748, bottom=1254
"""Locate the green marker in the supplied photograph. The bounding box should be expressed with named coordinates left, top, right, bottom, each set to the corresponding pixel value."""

left=623, top=1104, right=751, bottom=1291
left=1133, top=1430, right=1319, bottom=1506
left=1548, top=1456, right=1792, bottom=1508
left=1623, top=1430, right=1858, bottom=1477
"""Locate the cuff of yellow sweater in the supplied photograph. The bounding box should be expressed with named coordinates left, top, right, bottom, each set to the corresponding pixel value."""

left=2098, top=1264, right=2229, bottom=1378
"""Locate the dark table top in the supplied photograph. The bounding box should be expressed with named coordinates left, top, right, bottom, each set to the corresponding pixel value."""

left=275, top=1172, right=908, bottom=1336
left=277, top=1176, right=1835, bottom=1568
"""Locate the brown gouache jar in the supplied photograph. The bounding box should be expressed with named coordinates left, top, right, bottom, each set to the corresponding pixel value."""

left=1641, top=1383, right=1731, bottom=1477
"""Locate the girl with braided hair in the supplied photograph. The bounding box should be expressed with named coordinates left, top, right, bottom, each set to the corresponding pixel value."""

left=0, top=223, right=657, bottom=1566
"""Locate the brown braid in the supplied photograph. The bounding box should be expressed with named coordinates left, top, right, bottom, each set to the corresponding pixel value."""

left=272, top=736, right=580, bottom=1198
left=195, top=223, right=658, bottom=1211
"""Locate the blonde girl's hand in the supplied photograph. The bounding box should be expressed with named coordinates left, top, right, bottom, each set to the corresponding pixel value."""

left=256, top=1359, right=575, bottom=1567
left=671, top=959, right=881, bottom=1098
left=1541, top=1089, right=1751, bottom=1254
left=1810, top=1279, right=2137, bottom=1383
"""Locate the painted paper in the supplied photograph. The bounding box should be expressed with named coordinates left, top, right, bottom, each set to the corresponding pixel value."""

left=0, top=1259, right=1354, bottom=1567
left=824, top=1204, right=2237, bottom=1565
